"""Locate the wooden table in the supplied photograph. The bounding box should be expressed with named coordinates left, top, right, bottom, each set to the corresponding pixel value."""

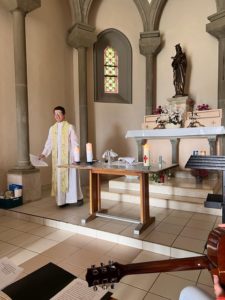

left=59, top=162, right=178, bottom=235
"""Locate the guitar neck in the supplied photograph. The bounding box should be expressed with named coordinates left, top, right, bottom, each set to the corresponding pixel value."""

left=120, top=255, right=212, bottom=277
left=86, top=227, right=225, bottom=288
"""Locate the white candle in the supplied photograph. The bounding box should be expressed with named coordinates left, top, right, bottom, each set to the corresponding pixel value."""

left=86, top=143, right=93, bottom=163
left=74, top=146, right=80, bottom=162
left=143, top=144, right=150, bottom=167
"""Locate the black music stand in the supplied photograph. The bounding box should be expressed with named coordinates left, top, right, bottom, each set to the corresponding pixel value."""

left=185, top=155, right=225, bottom=223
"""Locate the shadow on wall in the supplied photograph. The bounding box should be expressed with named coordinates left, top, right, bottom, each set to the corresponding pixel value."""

left=185, top=49, right=192, bottom=97
left=102, top=124, right=130, bottom=158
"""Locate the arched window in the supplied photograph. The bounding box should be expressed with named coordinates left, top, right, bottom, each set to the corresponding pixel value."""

left=94, top=28, right=132, bottom=103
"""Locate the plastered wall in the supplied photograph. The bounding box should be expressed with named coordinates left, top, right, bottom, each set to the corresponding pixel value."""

left=88, top=0, right=218, bottom=167
left=0, top=0, right=74, bottom=190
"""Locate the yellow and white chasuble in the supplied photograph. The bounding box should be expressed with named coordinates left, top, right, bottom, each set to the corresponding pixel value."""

left=42, top=121, right=83, bottom=206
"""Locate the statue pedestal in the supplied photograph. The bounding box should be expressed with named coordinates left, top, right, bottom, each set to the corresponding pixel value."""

left=167, top=96, right=189, bottom=112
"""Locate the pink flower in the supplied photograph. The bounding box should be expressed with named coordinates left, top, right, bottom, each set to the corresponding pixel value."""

left=197, top=104, right=210, bottom=111
left=153, top=106, right=163, bottom=115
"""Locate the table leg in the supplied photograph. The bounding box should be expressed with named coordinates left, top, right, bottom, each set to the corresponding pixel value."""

left=81, top=171, right=107, bottom=225
left=134, top=173, right=155, bottom=235
left=89, top=171, right=99, bottom=214
left=81, top=171, right=98, bottom=224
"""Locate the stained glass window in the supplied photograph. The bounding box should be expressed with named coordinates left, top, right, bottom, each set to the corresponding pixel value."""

left=104, top=47, right=118, bottom=93
left=94, top=28, right=132, bottom=103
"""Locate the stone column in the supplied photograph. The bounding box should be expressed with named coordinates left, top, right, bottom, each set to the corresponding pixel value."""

left=206, top=10, right=225, bottom=154
left=78, top=46, right=88, bottom=162
left=136, top=139, right=147, bottom=162
left=208, top=137, right=217, bottom=155
left=139, top=31, right=161, bottom=115
left=13, top=8, right=32, bottom=170
left=67, top=23, right=97, bottom=161
left=1, top=0, right=42, bottom=202
left=170, top=138, right=180, bottom=164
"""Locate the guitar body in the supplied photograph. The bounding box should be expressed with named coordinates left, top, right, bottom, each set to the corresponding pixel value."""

left=86, top=226, right=225, bottom=289
left=207, top=226, right=225, bottom=286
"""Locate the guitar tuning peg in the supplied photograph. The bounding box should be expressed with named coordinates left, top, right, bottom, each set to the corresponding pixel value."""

left=100, top=262, right=104, bottom=266
left=111, top=283, right=115, bottom=289
left=92, top=269, right=99, bottom=275
left=91, top=264, right=95, bottom=268
left=102, top=284, right=107, bottom=290
left=93, top=285, right=98, bottom=291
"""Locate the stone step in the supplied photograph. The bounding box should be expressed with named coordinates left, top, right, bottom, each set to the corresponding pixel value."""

left=101, top=176, right=222, bottom=216
left=101, top=185, right=221, bottom=216
left=108, top=176, right=220, bottom=199
left=102, top=184, right=202, bottom=204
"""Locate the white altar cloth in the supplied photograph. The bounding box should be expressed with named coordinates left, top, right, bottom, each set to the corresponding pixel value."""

left=125, top=126, right=225, bottom=139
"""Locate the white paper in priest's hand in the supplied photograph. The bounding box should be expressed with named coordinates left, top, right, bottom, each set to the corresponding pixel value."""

left=30, top=154, right=48, bottom=167
left=118, top=157, right=136, bottom=165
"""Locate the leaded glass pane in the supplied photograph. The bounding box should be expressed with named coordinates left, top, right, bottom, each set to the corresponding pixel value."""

left=104, top=66, right=118, bottom=76
left=104, top=47, right=118, bottom=66
left=104, top=76, right=118, bottom=93
left=104, top=46, right=119, bottom=94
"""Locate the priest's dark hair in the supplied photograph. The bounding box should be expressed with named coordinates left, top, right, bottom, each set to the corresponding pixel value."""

left=53, top=106, right=65, bottom=115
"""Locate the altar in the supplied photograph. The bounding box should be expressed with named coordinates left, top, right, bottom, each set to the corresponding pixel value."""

left=125, top=126, right=225, bottom=164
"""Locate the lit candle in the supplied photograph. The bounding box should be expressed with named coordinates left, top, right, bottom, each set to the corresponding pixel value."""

left=86, top=143, right=93, bottom=163
left=200, top=150, right=207, bottom=156
left=143, top=144, right=150, bottom=167
left=74, top=146, right=80, bottom=162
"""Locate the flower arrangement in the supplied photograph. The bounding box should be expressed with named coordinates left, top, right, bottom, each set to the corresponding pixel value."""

left=153, top=105, right=163, bottom=115
left=168, top=108, right=183, bottom=125
left=186, top=101, right=209, bottom=127
left=196, top=104, right=210, bottom=111
left=155, top=106, right=183, bottom=128
left=191, top=169, right=208, bottom=183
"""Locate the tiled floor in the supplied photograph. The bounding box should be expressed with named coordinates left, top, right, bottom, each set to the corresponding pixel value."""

left=0, top=186, right=221, bottom=299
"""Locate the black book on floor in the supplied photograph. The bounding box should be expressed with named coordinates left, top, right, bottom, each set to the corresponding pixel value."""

left=2, top=262, right=76, bottom=300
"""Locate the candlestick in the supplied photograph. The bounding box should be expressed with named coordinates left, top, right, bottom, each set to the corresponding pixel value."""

left=86, top=143, right=93, bottom=163
left=158, top=155, right=162, bottom=168
left=143, top=144, right=150, bottom=167
left=74, top=146, right=80, bottom=163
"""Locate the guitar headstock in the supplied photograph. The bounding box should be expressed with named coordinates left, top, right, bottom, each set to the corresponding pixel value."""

left=86, top=261, right=122, bottom=290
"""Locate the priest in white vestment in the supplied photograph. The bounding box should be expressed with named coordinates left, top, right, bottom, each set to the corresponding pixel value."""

left=39, top=106, right=83, bottom=206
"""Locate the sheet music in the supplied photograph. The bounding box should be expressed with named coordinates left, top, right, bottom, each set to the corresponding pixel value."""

left=50, top=278, right=108, bottom=300
left=0, top=257, right=23, bottom=290
left=30, top=154, right=48, bottom=167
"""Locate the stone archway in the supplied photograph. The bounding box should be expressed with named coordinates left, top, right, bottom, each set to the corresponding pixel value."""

left=69, top=0, right=168, bottom=116
left=216, top=0, right=225, bottom=12
left=133, top=0, right=167, bottom=31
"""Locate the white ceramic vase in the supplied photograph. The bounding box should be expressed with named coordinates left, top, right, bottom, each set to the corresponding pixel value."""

left=165, top=123, right=181, bottom=129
